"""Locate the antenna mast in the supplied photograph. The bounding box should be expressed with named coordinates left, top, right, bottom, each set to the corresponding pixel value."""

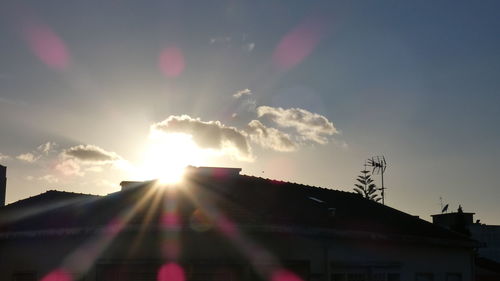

left=367, top=156, right=387, bottom=205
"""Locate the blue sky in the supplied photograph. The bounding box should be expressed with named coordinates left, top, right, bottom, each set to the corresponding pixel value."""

left=0, top=1, right=499, bottom=223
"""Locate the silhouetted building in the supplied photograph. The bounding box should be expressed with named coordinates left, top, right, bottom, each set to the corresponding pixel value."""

left=1, top=167, right=476, bottom=281
left=432, top=207, right=500, bottom=280
left=432, top=207, right=500, bottom=263
left=0, top=164, right=6, bottom=206
left=432, top=206, right=473, bottom=237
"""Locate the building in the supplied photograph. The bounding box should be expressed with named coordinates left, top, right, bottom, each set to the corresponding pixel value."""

left=432, top=206, right=500, bottom=262
left=0, top=166, right=475, bottom=281
left=432, top=207, right=500, bottom=280
left=1, top=164, right=6, bottom=207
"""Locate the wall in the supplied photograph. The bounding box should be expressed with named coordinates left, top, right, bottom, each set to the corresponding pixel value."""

left=470, top=224, right=500, bottom=263
left=0, top=229, right=474, bottom=281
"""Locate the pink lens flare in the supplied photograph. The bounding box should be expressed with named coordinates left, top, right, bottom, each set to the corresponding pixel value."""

left=271, top=269, right=303, bottom=281
left=161, top=212, right=181, bottom=229
left=272, top=18, right=326, bottom=71
left=105, top=218, right=125, bottom=236
left=40, top=269, right=72, bottom=281
left=159, top=47, right=185, bottom=78
left=157, top=263, right=185, bottom=281
left=22, top=23, right=70, bottom=70
left=216, top=215, right=237, bottom=238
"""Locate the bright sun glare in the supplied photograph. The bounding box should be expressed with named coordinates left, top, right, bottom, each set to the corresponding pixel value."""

left=135, top=132, right=208, bottom=184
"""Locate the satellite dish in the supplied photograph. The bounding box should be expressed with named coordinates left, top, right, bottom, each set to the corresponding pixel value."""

left=442, top=204, right=449, bottom=213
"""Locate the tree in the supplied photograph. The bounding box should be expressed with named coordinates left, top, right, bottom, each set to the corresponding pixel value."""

left=353, top=169, right=381, bottom=202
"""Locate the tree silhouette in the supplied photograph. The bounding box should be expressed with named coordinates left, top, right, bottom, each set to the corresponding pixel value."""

left=353, top=169, right=381, bottom=202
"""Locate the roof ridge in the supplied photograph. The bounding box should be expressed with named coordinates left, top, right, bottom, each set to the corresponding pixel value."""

left=240, top=174, right=358, bottom=195
left=5, top=190, right=100, bottom=207
left=44, top=189, right=100, bottom=196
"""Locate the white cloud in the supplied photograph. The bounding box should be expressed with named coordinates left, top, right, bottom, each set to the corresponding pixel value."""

left=15, top=142, right=58, bottom=163
left=233, top=89, right=252, bottom=98
left=245, top=42, right=255, bottom=52
left=209, top=36, right=232, bottom=45
left=85, top=166, right=103, bottom=172
left=246, top=120, right=297, bottom=152
left=57, top=144, right=125, bottom=176
left=16, top=152, right=39, bottom=163
left=37, top=141, right=57, bottom=155
left=152, top=115, right=253, bottom=161
left=55, top=158, right=83, bottom=176
left=0, top=152, right=10, bottom=162
left=39, top=174, right=59, bottom=183
left=64, top=144, right=121, bottom=163
left=257, top=106, right=338, bottom=144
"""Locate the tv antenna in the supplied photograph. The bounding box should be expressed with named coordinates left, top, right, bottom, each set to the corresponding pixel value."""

left=367, top=156, right=387, bottom=205
left=440, top=196, right=449, bottom=213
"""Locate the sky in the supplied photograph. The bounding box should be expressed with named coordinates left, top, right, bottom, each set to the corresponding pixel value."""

left=0, top=1, right=499, bottom=224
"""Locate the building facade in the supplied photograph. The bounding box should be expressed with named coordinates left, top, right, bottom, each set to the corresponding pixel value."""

left=1, top=167, right=475, bottom=281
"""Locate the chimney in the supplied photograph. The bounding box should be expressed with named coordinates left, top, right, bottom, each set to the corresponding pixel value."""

left=186, top=166, right=242, bottom=177
left=120, top=181, right=143, bottom=191
left=0, top=165, right=6, bottom=206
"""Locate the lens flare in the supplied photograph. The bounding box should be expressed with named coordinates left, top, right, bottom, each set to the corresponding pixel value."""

left=159, top=46, right=185, bottom=78
left=22, top=23, right=70, bottom=70
left=157, top=262, right=185, bottom=281
left=40, top=269, right=72, bottom=281
left=272, top=269, right=303, bottom=281
left=272, top=18, right=325, bottom=71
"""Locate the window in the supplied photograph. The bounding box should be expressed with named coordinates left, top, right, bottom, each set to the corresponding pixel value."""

left=332, top=273, right=345, bottom=281
left=347, top=273, right=366, bottom=281
left=13, top=271, right=36, bottom=281
left=415, top=273, right=434, bottom=281
left=331, top=271, right=399, bottom=281
left=187, top=265, right=241, bottom=281
left=446, top=273, right=462, bottom=281
left=387, top=273, right=400, bottom=281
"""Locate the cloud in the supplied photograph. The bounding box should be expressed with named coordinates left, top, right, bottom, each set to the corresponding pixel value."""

left=59, top=144, right=124, bottom=177
left=209, top=36, right=232, bottom=45
left=85, top=166, right=103, bottom=172
left=0, top=153, right=10, bottom=162
left=15, top=142, right=58, bottom=163
left=64, top=144, right=121, bottom=163
left=233, top=89, right=252, bottom=98
left=54, top=144, right=126, bottom=177
left=152, top=115, right=252, bottom=160
left=39, top=174, right=59, bottom=183
left=16, top=152, right=39, bottom=163
left=55, top=158, right=83, bottom=176
left=257, top=106, right=338, bottom=144
left=37, top=141, right=56, bottom=155
left=246, top=42, right=255, bottom=52
left=246, top=120, right=297, bottom=152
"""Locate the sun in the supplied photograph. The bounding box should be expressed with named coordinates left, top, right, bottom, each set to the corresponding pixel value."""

left=134, top=132, right=207, bottom=184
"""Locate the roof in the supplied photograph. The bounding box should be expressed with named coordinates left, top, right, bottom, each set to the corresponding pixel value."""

left=0, top=190, right=100, bottom=227
left=0, top=168, right=473, bottom=247
left=4, top=190, right=99, bottom=209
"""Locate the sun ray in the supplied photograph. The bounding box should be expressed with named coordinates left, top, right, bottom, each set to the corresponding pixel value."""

left=40, top=184, right=159, bottom=280
left=182, top=178, right=295, bottom=281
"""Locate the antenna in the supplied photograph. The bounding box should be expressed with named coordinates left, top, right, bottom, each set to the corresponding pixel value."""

left=439, top=196, right=449, bottom=213
left=367, top=156, right=387, bottom=205
left=442, top=204, right=449, bottom=213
